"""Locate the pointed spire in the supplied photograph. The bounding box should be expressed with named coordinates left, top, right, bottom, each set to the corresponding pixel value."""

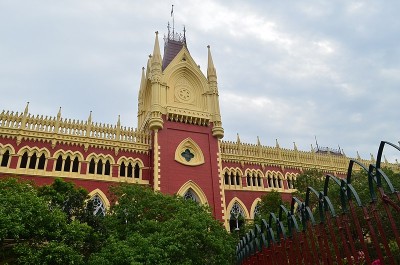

left=151, top=31, right=162, bottom=66
left=207, top=45, right=217, bottom=79
left=276, top=139, right=280, bottom=148
left=139, top=67, right=146, bottom=98
left=57, top=107, right=62, bottom=120
left=24, top=102, right=29, bottom=116
left=236, top=133, right=241, bottom=144
left=293, top=142, right=297, bottom=151
left=88, top=111, right=92, bottom=124
left=357, top=151, right=361, bottom=160
left=384, top=155, right=388, bottom=164
left=117, top=115, right=121, bottom=128
left=257, top=136, right=261, bottom=146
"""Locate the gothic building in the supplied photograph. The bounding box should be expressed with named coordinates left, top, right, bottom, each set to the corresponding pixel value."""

left=0, top=27, right=383, bottom=230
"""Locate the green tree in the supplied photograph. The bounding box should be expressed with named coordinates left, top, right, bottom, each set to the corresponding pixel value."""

left=89, top=183, right=236, bottom=265
left=0, top=177, right=93, bottom=264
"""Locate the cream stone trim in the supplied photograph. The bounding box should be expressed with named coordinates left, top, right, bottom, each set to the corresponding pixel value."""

left=153, top=130, right=160, bottom=191
left=226, top=197, right=250, bottom=220
left=250, top=198, right=262, bottom=219
left=177, top=180, right=208, bottom=205
left=88, top=188, right=110, bottom=209
left=174, top=137, right=205, bottom=166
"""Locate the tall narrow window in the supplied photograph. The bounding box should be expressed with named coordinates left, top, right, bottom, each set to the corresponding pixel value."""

left=90, top=195, right=106, bottom=216
left=20, top=152, right=28, bottom=168
left=89, top=158, right=95, bottom=174
left=236, top=174, right=240, bottom=186
left=72, top=157, right=79, bottom=172
left=120, top=162, right=126, bottom=177
left=38, top=153, right=46, bottom=170
left=134, top=163, right=140, bottom=178
left=127, top=162, right=133, bottom=178
left=252, top=176, right=256, bottom=186
left=105, top=160, right=110, bottom=175
left=1, top=150, right=10, bottom=167
left=268, top=175, right=273, bottom=187
left=97, top=160, right=103, bottom=175
left=230, top=173, right=235, bottom=185
left=29, top=153, right=37, bottom=169
left=247, top=175, right=251, bottom=186
left=55, top=155, right=63, bottom=171
left=257, top=176, right=262, bottom=187
left=224, top=172, right=229, bottom=185
left=278, top=177, right=282, bottom=188
left=64, top=156, right=71, bottom=172
left=287, top=179, right=292, bottom=189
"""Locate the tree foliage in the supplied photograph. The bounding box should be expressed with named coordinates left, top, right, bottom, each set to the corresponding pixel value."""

left=0, top=178, right=235, bottom=265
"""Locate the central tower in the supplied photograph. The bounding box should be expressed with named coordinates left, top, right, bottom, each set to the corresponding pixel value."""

left=137, top=26, right=226, bottom=221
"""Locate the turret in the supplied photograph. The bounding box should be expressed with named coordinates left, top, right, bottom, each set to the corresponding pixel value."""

left=207, top=45, right=224, bottom=139
left=148, top=31, right=164, bottom=131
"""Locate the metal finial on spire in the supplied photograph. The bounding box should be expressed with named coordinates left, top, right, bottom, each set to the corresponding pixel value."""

left=171, top=5, right=175, bottom=36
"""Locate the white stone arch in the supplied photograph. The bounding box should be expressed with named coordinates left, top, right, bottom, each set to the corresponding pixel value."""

left=177, top=180, right=208, bottom=205
left=226, top=197, right=250, bottom=219
left=250, top=198, right=262, bottom=219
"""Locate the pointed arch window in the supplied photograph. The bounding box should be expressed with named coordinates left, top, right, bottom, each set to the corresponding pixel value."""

left=134, top=163, right=140, bottom=178
left=127, top=162, right=133, bottom=178
left=90, top=194, right=106, bottom=216
left=38, top=153, right=46, bottom=170
left=64, top=156, right=71, bottom=172
left=229, top=202, right=245, bottom=232
left=55, top=155, right=63, bottom=171
left=1, top=150, right=10, bottom=167
left=105, top=160, right=111, bottom=176
left=89, top=158, right=95, bottom=174
left=224, top=172, right=229, bottom=185
left=120, top=162, right=126, bottom=177
left=183, top=189, right=199, bottom=203
left=72, top=157, right=79, bottom=172
left=96, top=160, right=103, bottom=175
left=254, top=203, right=261, bottom=218
left=20, top=152, right=28, bottom=168
left=28, top=153, right=37, bottom=169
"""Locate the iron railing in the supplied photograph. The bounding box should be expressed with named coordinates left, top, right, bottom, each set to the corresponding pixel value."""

left=236, top=141, right=400, bottom=265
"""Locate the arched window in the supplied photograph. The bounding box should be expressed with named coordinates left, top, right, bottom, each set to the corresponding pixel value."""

left=104, top=160, right=111, bottom=175
left=247, top=174, right=251, bottom=186
left=55, top=155, right=63, bottom=171
left=96, top=160, right=103, bottom=175
left=183, top=189, right=198, bottom=203
left=257, top=175, right=262, bottom=187
left=230, top=173, right=235, bottom=186
left=254, top=203, right=261, bottom=218
left=72, top=157, right=79, bottom=172
left=1, top=150, right=10, bottom=167
left=64, top=156, right=71, bottom=172
left=89, top=158, right=95, bottom=174
left=38, top=153, right=46, bottom=170
left=20, top=152, right=28, bottom=168
left=252, top=176, right=256, bottom=186
left=120, top=162, right=126, bottom=177
left=90, top=195, right=106, bottom=216
left=268, top=175, right=273, bottom=187
left=127, top=162, right=133, bottom=178
left=224, top=172, right=229, bottom=185
left=229, top=202, right=245, bottom=232
left=28, top=153, right=37, bottom=169
left=236, top=174, right=241, bottom=185
left=134, top=163, right=140, bottom=178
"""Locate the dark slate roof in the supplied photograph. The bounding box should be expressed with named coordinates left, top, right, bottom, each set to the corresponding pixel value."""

left=162, top=34, right=186, bottom=70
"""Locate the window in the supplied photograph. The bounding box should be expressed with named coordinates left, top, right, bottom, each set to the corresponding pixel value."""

left=89, top=158, right=95, bottom=174
left=72, top=157, right=79, bottom=172
left=1, top=150, right=10, bottom=167
left=183, top=189, right=198, bottom=203
left=55, top=155, right=63, bottom=171
left=90, top=195, right=106, bottom=216
left=119, top=161, right=142, bottom=179
left=20, top=152, right=28, bottom=168
left=19, top=151, right=46, bottom=170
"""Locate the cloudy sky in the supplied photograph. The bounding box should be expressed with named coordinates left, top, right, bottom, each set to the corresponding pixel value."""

left=1, top=0, right=399, bottom=162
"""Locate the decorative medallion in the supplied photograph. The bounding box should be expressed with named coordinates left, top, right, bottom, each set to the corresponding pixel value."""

left=177, top=87, right=191, bottom=102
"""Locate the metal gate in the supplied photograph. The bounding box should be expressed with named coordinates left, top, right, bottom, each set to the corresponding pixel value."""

left=236, top=141, right=400, bottom=265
